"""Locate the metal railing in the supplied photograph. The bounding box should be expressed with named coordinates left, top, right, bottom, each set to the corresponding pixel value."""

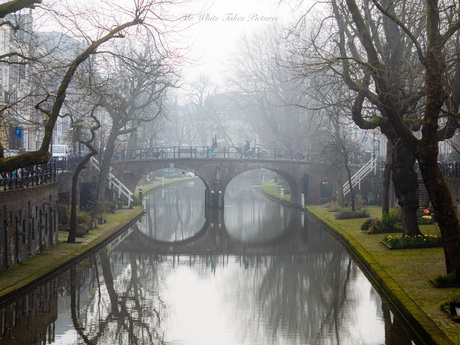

left=89, top=157, right=133, bottom=207
left=0, top=161, right=57, bottom=190
left=343, top=158, right=378, bottom=196
left=112, top=146, right=314, bottom=162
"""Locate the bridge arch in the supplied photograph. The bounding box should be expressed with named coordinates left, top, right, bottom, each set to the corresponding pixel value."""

left=110, top=158, right=329, bottom=207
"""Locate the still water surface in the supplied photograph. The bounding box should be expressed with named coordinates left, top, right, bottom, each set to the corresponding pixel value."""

left=0, top=174, right=419, bottom=344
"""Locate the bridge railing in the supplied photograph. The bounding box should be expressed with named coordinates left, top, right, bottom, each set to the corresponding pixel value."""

left=0, top=161, right=57, bottom=190
left=112, top=146, right=314, bottom=162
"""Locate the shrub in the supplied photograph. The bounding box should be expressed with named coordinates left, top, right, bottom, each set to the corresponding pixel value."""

left=131, top=194, right=141, bottom=206
left=104, top=201, right=117, bottom=213
left=323, top=202, right=341, bottom=212
left=365, top=210, right=403, bottom=234
left=57, top=202, right=68, bottom=226
left=354, top=194, right=364, bottom=209
left=361, top=218, right=375, bottom=231
left=433, top=275, right=458, bottom=288
left=334, top=208, right=370, bottom=219
left=76, top=210, right=90, bottom=226
left=382, top=209, right=401, bottom=225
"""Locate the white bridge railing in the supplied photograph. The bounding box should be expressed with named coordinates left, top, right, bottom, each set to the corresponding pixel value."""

left=343, top=158, right=377, bottom=196
left=90, top=157, right=133, bottom=207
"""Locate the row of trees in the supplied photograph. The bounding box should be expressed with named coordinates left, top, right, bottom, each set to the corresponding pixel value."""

left=282, top=0, right=460, bottom=278
left=176, top=1, right=460, bottom=280
left=2, top=0, right=459, bottom=281
left=0, top=0, right=184, bottom=241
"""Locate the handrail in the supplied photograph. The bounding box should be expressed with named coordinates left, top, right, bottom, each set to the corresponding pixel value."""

left=112, top=146, right=320, bottom=162
left=0, top=161, right=57, bottom=190
left=90, top=157, right=133, bottom=207
left=343, top=158, right=377, bottom=196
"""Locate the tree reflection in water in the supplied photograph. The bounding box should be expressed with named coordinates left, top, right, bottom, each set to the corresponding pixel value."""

left=58, top=239, right=415, bottom=344
left=140, top=180, right=206, bottom=242
left=0, top=177, right=419, bottom=344
left=66, top=250, right=168, bottom=344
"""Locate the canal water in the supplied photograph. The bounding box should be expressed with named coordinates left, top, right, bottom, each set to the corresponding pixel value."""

left=0, top=172, right=421, bottom=344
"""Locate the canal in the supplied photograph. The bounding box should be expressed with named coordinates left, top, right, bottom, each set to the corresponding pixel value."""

left=0, top=171, right=421, bottom=344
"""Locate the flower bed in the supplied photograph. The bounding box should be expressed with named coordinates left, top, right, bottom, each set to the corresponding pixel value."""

left=382, top=234, right=442, bottom=249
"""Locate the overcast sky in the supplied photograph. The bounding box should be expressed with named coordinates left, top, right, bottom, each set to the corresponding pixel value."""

left=179, top=0, right=303, bottom=86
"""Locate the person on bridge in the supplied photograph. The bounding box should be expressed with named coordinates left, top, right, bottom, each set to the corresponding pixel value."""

left=243, top=140, right=250, bottom=154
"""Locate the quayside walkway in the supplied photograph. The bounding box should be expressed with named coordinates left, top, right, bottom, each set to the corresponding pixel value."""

left=306, top=205, right=459, bottom=345
left=0, top=207, right=144, bottom=302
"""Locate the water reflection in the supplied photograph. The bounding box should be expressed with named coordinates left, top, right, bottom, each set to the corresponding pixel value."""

left=139, top=173, right=295, bottom=245
left=139, top=179, right=206, bottom=241
left=224, top=185, right=292, bottom=242
left=0, top=243, right=415, bottom=344
left=0, top=174, right=418, bottom=345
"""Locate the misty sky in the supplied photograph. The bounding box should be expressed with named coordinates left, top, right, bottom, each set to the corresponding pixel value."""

left=180, top=0, right=304, bottom=85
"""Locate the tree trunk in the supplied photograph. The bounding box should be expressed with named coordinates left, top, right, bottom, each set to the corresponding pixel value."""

left=100, top=249, right=120, bottom=315
left=381, top=141, right=392, bottom=215
left=381, top=161, right=391, bottom=215
left=391, top=140, right=421, bottom=236
left=68, top=148, right=98, bottom=243
left=419, top=157, right=460, bottom=276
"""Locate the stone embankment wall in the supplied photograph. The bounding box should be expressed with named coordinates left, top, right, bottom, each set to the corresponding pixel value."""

left=0, top=183, right=59, bottom=272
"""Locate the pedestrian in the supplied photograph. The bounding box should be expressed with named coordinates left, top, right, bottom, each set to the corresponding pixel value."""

left=243, top=140, right=250, bottom=154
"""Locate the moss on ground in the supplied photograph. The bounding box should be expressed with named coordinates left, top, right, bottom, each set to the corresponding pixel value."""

left=307, top=205, right=460, bottom=345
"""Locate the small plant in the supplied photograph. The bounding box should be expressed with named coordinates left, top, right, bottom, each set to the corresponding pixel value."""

left=433, top=265, right=460, bottom=288
left=323, top=201, right=342, bottom=212
left=104, top=201, right=117, bottom=213
left=382, top=234, right=442, bottom=249
left=434, top=276, right=458, bottom=288
left=131, top=194, right=141, bottom=206
left=334, top=208, right=370, bottom=219
left=361, top=218, right=375, bottom=231
left=57, top=202, right=69, bottom=231
left=365, top=210, right=403, bottom=234
left=76, top=210, right=90, bottom=226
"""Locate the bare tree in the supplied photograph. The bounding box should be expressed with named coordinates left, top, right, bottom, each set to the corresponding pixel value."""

left=0, top=0, right=40, bottom=19
left=66, top=108, right=100, bottom=244
left=0, top=0, right=186, bottom=172
left=292, top=0, right=460, bottom=277
left=228, top=25, right=313, bottom=150
left=89, top=41, right=176, bottom=219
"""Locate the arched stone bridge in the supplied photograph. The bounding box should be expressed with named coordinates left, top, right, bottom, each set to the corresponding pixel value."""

left=110, top=156, right=333, bottom=207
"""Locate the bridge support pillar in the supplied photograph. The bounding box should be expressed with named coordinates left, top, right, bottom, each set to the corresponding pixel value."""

left=209, top=190, right=223, bottom=208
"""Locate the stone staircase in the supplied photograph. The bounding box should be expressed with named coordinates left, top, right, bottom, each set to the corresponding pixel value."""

left=343, top=158, right=378, bottom=196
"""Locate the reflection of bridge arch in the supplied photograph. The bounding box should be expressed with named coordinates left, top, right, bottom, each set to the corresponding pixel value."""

left=111, top=158, right=331, bottom=207
left=120, top=210, right=325, bottom=255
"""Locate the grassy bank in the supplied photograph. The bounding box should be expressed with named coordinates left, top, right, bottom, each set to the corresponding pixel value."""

left=307, top=205, right=459, bottom=345
left=135, top=176, right=196, bottom=197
